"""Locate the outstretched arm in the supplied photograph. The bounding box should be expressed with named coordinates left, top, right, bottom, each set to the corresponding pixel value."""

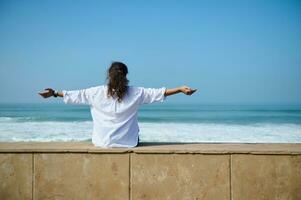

left=38, top=86, right=100, bottom=105
left=164, top=86, right=197, bottom=96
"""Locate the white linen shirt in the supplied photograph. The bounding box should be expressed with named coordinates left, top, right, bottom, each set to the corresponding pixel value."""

left=62, top=85, right=166, bottom=148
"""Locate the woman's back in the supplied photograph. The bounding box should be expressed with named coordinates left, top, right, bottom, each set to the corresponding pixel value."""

left=62, top=85, right=167, bottom=148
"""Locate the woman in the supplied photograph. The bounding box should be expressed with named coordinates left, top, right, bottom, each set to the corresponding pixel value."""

left=38, top=62, right=197, bottom=148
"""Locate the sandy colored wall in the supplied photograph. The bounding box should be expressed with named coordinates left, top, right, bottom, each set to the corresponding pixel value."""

left=0, top=142, right=300, bottom=200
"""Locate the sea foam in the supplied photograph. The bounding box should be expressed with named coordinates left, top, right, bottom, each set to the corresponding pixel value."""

left=1, top=118, right=301, bottom=143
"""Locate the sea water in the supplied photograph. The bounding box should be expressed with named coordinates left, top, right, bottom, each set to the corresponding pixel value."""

left=0, top=103, right=301, bottom=143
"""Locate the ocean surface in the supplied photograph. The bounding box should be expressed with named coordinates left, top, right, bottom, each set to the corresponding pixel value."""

left=0, top=103, right=301, bottom=143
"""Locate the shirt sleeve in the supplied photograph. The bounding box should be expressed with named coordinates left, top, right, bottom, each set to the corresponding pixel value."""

left=62, top=86, right=101, bottom=105
left=139, top=87, right=167, bottom=104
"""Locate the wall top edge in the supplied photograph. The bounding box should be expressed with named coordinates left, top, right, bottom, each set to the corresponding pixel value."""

left=0, top=142, right=301, bottom=154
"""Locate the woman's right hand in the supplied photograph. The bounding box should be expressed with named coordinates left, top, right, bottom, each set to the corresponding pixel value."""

left=38, top=88, right=54, bottom=98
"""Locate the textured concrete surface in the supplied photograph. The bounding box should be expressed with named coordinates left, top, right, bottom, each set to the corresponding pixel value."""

left=0, top=143, right=301, bottom=200
left=232, top=155, right=301, bottom=200
left=0, top=153, right=32, bottom=200
left=0, top=142, right=301, bottom=154
left=131, top=154, right=230, bottom=200
left=34, top=153, right=129, bottom=200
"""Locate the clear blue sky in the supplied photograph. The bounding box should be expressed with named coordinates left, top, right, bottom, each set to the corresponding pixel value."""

left=0, top=0, right=300, bottom=104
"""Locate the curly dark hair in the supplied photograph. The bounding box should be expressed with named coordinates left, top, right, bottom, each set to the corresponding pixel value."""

left=106, top=62, right=129, bottom=102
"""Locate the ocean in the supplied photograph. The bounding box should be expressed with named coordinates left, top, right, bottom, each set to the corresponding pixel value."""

left=0, top=103, right=301, bottom=143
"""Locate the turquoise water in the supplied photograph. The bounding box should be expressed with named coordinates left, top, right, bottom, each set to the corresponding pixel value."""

left=0, top=103, right=301, bottom=143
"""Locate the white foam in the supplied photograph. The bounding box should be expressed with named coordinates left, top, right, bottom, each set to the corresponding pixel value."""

left=139, top=122, right=301, bottom=143
left=0, top=121, right=93, bottom=142
left=0, top=117, right=15, bottom=122
left=0, top=120, right=301, bottom=143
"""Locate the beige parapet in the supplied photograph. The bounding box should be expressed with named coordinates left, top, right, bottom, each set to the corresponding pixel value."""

left=232, top=154, right=301, bottom=200
left=1, top=142, right=301, bottom=154
left=0, top=153, right=32, bottom=200
left=131, top=154, right=230, bottom=200
left=34, top=153, right=129, bottom=200
left=0, top=142, right=300, bottom=200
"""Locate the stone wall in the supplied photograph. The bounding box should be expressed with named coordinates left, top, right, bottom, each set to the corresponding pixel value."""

left=0, top=142, right=300, bottom=200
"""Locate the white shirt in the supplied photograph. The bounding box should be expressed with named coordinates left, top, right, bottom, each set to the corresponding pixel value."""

left=62, top=85, right=166, bottom=148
